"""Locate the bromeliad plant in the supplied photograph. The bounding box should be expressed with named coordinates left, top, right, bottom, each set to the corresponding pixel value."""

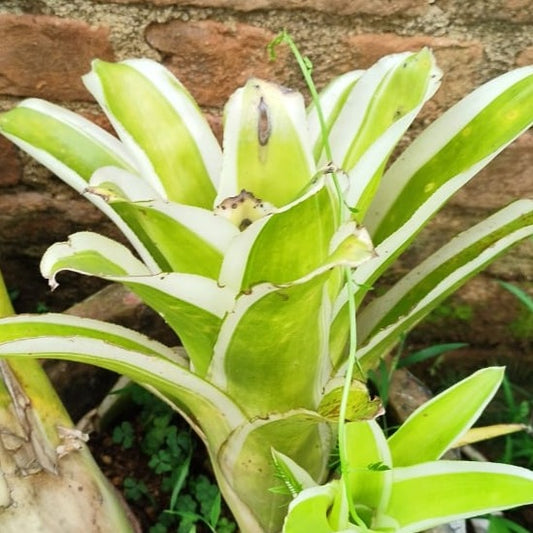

left=0, top=34, right=532, bottom=531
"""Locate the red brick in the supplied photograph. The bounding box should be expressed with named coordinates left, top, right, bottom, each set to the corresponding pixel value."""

left=334, top=34, right=484, bottom=115
left=145, top=20, right=290, bottom=107
left=0, top=14, right=114, bottom=101
left=516, top=46, right=533, bottom=67
left=0, top=190, right=107, bottom=243
left=205, top=111, right=223, bottom=144
left=80, top=111, right=115, bottom=135
left=500, top=0, right=533, bottom=22
left=0, top=136, right=22, bottom=187
left=94, top=0, right=427, bottom=16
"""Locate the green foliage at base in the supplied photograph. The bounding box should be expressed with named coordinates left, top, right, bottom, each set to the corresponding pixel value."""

left=112, top=384, right=237, bottom=533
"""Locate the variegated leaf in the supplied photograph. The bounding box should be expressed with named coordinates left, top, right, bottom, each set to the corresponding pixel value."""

left=387, top=367, right=504, bottom=467
left=211, top=229, right=374, bottom=417
left=219, top=410, right=332, bottom=533
left=217, top=78, right=316, bottom=208
left=316, top=49, right=441, bottom=221
left=88, top=167, right=239, bottom=277
left=0, top=329, right=245, bottom=451
left=343, top=420, right=393, bottom=517
left=40, top=232, right=236, bottom=376
left=366, top=66, right=533, bottom=244
left=0, top=100, right=159, bottom=271
left=382, top=461, right=533, bottom=533
left=330, top=199, right=533, bottom=371
left=84, top=59, right=221, bottom=207
left=219, top=182, right=335, bottom=291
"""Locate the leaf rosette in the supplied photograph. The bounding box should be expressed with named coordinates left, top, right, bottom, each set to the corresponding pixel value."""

left=1, top=48, right=532, bottom=532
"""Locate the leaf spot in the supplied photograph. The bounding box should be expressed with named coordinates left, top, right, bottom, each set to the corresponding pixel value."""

left=215, top=190, right=274, bottom=231
left=257, top=96, right=271, bottom=146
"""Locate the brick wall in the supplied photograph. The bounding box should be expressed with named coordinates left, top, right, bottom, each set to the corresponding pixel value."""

left=0, top=0, right=531, bottom=367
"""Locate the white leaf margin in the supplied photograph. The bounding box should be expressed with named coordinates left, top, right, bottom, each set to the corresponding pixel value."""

left=40, top=231, right=237, bottom=318
left=216, top=78, right=316, bottom=205
left=365, top=65, right=533, bottom=233
left=0, top=313, right=179, bottom=361
left=83, top=58, right=222, bottom=199
left=387, top=461, right=533, bottom=533
left=351, top=222, right=533, bottom=369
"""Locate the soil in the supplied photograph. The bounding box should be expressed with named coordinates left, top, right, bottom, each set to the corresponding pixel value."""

left=91, top=429, right=162, bottom=531
left=87, top=392, right=235, bottom=533
left=90, top=423, right=226, bottom=532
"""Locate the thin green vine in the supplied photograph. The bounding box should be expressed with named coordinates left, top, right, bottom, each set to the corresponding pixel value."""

left=269, top=30, right=367, bottom=530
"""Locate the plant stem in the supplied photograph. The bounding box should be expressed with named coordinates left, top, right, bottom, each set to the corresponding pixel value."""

left=0, top=271, right=135, bottom=531
left=269, top=29, right=367, bottom=529
left=0, top=271, right=14, bottom=316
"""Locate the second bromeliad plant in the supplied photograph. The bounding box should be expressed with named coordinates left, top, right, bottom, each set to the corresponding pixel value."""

left=0, top=34, right=532, bottom=532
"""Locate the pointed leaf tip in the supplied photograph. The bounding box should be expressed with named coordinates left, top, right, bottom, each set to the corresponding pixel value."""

left=85, top=58, right=220, bottom=208
left=388, top=367, right=505, bottom=466
left=218, top=78, right=315, bottom=208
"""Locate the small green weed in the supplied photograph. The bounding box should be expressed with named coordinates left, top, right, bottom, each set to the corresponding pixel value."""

left=492, top=282, right=533, bottom=468
left=427, top=300, right=473, bottom=322
left=487, top=514, right=530, bottom=533
left=111, top=384, right=236, bottom=532
left=499, top=281, right=533, bottom=313
left=484, top=375, right=533, bottom=469
left=123, top=477, right=152, bottom=503
left=499, top=281, right=533, bottom=340
left=166, top=475, right=236, bottom=533
left=35, top=301, right=49, bottom=313
left=112, top=421, right=135, bottom=449
left=368, top=334, right=467, bottom=409
left=7, top=288, right=19, bottom=303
